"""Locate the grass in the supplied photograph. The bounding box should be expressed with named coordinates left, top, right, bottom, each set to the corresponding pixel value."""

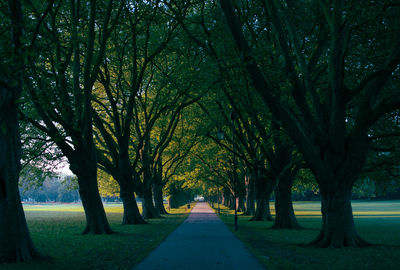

left=3, top=203, right=193, bottom=270
left=217, top=200, right=400, bottom=270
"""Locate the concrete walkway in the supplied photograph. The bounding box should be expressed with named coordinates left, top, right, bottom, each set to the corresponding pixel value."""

left=133, top=202, right=266, bottom=270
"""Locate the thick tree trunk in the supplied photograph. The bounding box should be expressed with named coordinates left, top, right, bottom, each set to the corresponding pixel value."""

left=153, top=157, right=167, bottom=215
left=72, top=158, right=113, bottom=234
left=251, top=191, right=273, bottom=221
left=153, top=183, right=168, bottom=215
left=0, top=89, right=40, bottom=263
left=244, top=174, right=255, bottom=216
left=121, top=194, right=146, bottom=224
left=140, top=137, right=160, bottom=219
left=141, top=186, right=161, bottom=219
left=221, top=0, right=374, bottom=248
left=120, top=184, right=146, bottom=225
left=311, top=187, right=369, bottom=247
left=117, top=155, right=146, bottom=224
left=152, top=169, right=167, bottom=215
left=265, top=193, right=273, bottom=220
left=0, top=0, right=41, bottom=263
left=273, top=170, right=300, bottom=229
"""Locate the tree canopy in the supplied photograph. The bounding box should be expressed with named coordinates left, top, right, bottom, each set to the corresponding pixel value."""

left=1, top=0, right=400, bottom=262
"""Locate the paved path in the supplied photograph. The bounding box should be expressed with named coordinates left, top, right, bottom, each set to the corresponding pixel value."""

left=133, top=202, right=266, bottom=270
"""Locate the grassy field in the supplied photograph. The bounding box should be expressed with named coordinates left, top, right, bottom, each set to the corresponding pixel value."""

left=3, top=203, right=193, bottom=270
left=217, top=200, right=400, bottom=270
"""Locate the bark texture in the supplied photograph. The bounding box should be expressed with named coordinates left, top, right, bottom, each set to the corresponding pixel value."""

left=120, top=183, right=146, bottom=225
left=153, top=164, right=168, bottom=215
left=251, top=166, right=275, bottom=221
left=273, top=169, right=300, bottom=229
left=71, top=158, right=113, bottom=234
left=141, top=187, right=161, bottom=219
left=244, top=174, right=255, bottom=216
left=0, top=89, right=40, bottom=263
left=251, top=191, right=273, bottom=221
left=153, top=184, right=168, bottom=215
left=0, top=0, right=40, bottom=262
left=311, top=188, right=369, bottom=247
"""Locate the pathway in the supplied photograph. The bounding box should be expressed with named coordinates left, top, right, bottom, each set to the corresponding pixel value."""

left=132, top=202, right=266, bottom=270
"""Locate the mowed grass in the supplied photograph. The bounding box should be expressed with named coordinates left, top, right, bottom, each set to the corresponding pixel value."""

left=3, top=203, right=193, bottom=270
left=217, top=200, right=400, bottom=270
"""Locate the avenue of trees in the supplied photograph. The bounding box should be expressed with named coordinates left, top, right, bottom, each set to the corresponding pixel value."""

left=1, top=0, right=399, bottom=263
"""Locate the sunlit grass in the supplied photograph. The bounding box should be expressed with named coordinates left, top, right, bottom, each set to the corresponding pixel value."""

left=218, top=200, right=400, bottom=270
left=22, top=202, right=131, bottom=213
left=3, top=203, right=193, bottom=270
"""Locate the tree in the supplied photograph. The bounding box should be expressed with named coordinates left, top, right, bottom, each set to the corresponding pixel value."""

left=92, top=1, right=178, bottom=224
left=0, top=0, right=41, bottom=262
left=23, top=0, right=122, bottom=234
left=165, top=1, right=301, bottom=224
left=153, top=107, right=200, bottom=214
left=220, top=0, right=400, bottom=246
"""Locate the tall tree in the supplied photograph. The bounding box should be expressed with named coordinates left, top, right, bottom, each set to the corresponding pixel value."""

left=23, top=0, right=122, bottom=234
left=220, top=0, right=400, bottom=246
left=0, top=0, right=41, bottom=262
left=93, top=1, right=178, bottom=224
left=153, top=109, right=199, bottom=214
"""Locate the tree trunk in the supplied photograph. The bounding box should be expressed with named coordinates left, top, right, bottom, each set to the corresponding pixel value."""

left=120, top=184, right=146, bottom=225
left=238, top=195, right=246, bottom=212
left=220, top=0, right=376, bottom=247
left=0, top=89, right=39, bottom=263
left=72, top=158, right=113, bottom=234
left=273, top=170, right=300, bottom=229
left=141, top=186, right=161, bottom=219
left=311, top=187, right=369, bottom=247
left=0, top=0, right=41, bottom=263
left=244, top=174, right=255, bottom=215
left=251, top=191, right=273, bottom=221
left=153, top=183, right=168, bottom=215
left=222, top=189, right=230, bottom=206
left=152, top=162, right=167, bottom=215
left=228, top=194, right=235, bottom=210
left=265, top=193, right=273, bottom=220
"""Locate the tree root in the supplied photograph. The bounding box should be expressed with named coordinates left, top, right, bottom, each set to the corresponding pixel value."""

left=309, top=231, right=372, bottom=248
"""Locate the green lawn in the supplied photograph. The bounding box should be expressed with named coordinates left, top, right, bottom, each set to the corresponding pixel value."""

left=217, top=200, right=400, bottom=270
left=3, top=203, right=193, bottom=270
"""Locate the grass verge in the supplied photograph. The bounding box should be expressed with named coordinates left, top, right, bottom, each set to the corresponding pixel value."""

left=217, top=201, right=400, bottom=270
left=3, top=203, right=193, bottom=270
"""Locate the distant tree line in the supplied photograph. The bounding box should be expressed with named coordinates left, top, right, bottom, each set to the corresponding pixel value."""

left=19, top=175, right=79, bottom=203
